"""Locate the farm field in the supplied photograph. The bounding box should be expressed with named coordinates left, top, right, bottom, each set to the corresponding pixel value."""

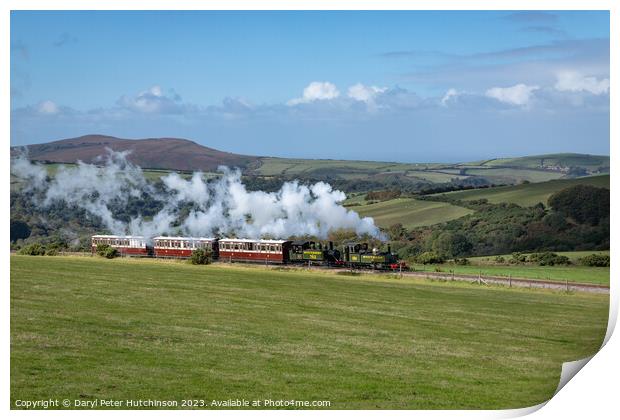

left=460, top=168, right=564, bottom=183
left=408, top=263, right=609, bottom=285
left=348, top=198, right=472, bottom=229
left=470, top=251, right=610, bottom=265
left=11, top=256, right=608, bottom=409
left=476, top=153, right=609, bottom=171
left=433, top=175, right=609, bottom=207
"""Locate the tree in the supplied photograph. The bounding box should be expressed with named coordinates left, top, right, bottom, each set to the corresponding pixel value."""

left=10, top=219, right=31, bottom=242
left=432, top=232, right=472, bottom=258
left=548, top=185, right=609, bottom=225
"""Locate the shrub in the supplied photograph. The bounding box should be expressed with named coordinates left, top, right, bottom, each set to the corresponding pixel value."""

left=18, top=243, right=46, bottom=256
left=103, top=247, right=119, bottom=259
left=453, top=257, right=470, bottom=265
left=509, top=252, right=528, bottom=264
left=96, top=244, right=118, bottom=259
left=494, top=256, right=506, bottom=263
left=579, top=254, right=610, bottom=267
left=415, top=251, right=445, bottom=265
left=527, top=252, right=570, bottom=266
left=190, top=249, right=212, bottom=265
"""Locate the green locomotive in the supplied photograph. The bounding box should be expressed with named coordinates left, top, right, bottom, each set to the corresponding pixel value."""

left=288, top=241, right=342, bottom=265
left=342, top=242, right=404, bottom=270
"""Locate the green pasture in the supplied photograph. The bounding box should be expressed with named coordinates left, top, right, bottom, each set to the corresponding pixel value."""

left=433, top=175, right=609, bottom=207
left=11, top=256, right=608, bottom=409
left=351, top=198, right=473, bottom=229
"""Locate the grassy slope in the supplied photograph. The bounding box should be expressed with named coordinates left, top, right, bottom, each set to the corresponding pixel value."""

left=462, top=168, right=564, bottom=183
left=480, top=153, right=610, bottom=170
left=409, top=264, right=609, bottom=285
left=11, top=256, right=608, bottom=409
left=434, top=175, right=609, bottom=207
left=350, top=198, right=473, bottom=229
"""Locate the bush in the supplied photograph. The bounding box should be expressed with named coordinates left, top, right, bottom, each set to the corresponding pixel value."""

left=414, top=251, right=445, bottom=265
left=18, top=243, right=46, bottom=256
left=509, top=252, right=528, bottom=264
left=190, top=249, right=212, bottom=265
left=103, top=247, right=119, bottom=259
left=453, top=257, right=470, bottom=265
left=527, top=252, right=570, bottom=266
left=494, top=256, right=506, bottom=263
left=579, top=254, right=610, bottom=267
left=96, top=244, right=118, bottom=259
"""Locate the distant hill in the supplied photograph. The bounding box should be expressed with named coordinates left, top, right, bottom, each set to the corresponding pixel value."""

left=471, top=153, right=610, bottom=172
left=432, top=174, right=610, bottom=207
left=11, top=136, right=609, bottom=185
left=11, top=135, right=259, bottom=172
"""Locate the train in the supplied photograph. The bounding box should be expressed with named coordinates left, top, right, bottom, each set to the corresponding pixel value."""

left=91, top=235, right=406, bottom=270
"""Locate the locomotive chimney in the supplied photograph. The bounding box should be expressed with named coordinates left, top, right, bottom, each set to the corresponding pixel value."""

left=329, top=241, right=333, bottom=250
left=388, top=244, right=392, bottom=254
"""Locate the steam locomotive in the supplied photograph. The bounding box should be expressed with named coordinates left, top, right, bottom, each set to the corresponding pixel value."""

left=91, top=235, right=406, bottom=270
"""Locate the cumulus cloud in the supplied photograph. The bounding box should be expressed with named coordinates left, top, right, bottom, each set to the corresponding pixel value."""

left=347, top=83, right=387, bottom=103
left=441, top=88, right=459, bottom=106
left=288, top=81, right=340, bottom=105
left=37, top=100, right=60, bottom=115
left=485, top=84, right=539, bottom=106
left=117, top=85, right=187, bottom=114
left=555, top=71, right=609, bottom=95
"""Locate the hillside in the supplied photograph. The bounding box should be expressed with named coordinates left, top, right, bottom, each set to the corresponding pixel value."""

left=346, top=198, right=473, bottom=229
left=433, top=174, right=610, bottom=207
left=11, top=135, right=259, bottom=172
left=11, top=135, right=608, bottom=187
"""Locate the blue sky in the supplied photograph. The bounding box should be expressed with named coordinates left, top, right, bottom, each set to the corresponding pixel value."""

left=10, top=10, right=610, bottom=162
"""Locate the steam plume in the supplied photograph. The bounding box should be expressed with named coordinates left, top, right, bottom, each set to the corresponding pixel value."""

left=11, top=149, right=384, bottom=240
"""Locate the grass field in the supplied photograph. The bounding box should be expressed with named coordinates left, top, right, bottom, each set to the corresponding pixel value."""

left=478, top=153, right=609, bottom=171
left=349, top=198, right=473, bottom=229
left=470, top=251, right=610, bottom=264
left=433, top=175, right=609, bottom=207
left=461, top=168, right=564, bottom=183
left=408, top=264, right=609, bottom=285
left=11, top=256, right=608, bottom=409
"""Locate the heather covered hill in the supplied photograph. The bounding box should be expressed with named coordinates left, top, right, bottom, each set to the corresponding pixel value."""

left=11, top=135, right=259, bottom=172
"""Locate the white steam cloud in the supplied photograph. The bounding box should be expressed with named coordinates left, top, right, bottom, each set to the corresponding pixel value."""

left=11, top=149, right=384, bottom=240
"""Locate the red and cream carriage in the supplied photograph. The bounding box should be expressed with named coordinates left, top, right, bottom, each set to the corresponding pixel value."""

left=218, top=239, right=292, bottom=264
left=153, top=236, right=219, bottom=259
left=91, top=235, right=150, bottom=256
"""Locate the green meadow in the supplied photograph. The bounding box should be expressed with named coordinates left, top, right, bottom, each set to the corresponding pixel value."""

left=11, top=256, right=608, bottom=409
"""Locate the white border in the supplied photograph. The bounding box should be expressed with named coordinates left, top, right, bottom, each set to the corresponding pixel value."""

left=2, top=1, right=616, bottom=419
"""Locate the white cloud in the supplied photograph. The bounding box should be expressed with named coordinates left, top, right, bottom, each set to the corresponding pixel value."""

left=117, top=85, right=185, bottom=114
left=555, top=71, right=609, bottom=95
left=37, top=100, right=59, bottom=115
left=485, top=83, right=539, bottom=106
left=347, top=83, right=387, bottom=103
left=288, top=81, right=340, bottom=105
left=441, top=88, right=459, bottom=106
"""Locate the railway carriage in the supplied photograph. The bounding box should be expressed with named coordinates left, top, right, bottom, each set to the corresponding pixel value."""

left=91, top=235, right=151, bottom=257
left=153, top=236, right=219, bottom=259
left=218, top=239, right=292, bottom=264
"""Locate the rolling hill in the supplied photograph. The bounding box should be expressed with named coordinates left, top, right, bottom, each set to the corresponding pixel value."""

left=11, top=135, right=259, bottom=172
left=432, top=174, right=609, bottom=207
left=11, top=135, right=608, bottom=186
left=346, top=198, right=473, bottom=229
